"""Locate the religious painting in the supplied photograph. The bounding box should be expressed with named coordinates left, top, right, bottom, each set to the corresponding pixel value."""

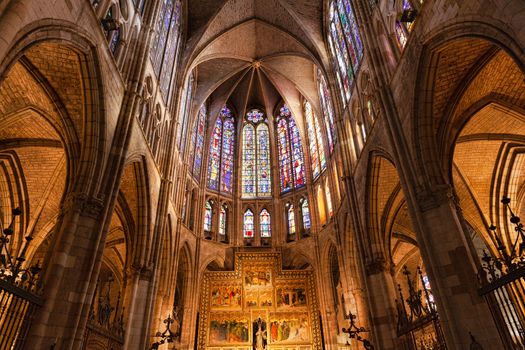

left=259, top=290, right=273, bottom=307
left=276, top=285, right=307, bottom=308
left=210, top=284, right=242, bottom=309
left=209, top=313, right=250, bottom=345
left=244, top=269, right=272, bottom=287
left=245, top=291, right=258, bottom=308
left=199, top=252, right=322, bottom=349
left=252, top=317, right=268, bottom=350
left=269, top=313, right=310, bottom=344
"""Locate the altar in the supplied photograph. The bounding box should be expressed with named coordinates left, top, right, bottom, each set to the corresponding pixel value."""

left=197, top=252, right=322, bottom=350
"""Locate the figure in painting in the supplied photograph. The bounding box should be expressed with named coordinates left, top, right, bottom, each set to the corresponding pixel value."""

left=253, top=317, right=267, bottom=350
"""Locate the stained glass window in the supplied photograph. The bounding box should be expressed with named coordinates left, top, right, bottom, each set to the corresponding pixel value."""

left=257, top=124, right=271, bottom=196
left=219, top=205, right=226, bottom=236
left=260, top=209, right=271, bottom=238
left=396, top=0, right=416, bottom=49
left=301, top=198, right=311, bottom=231
left=242, top=124, right=256, bottom=197
left=276, top=105, right=306, bottom=193
left=207, top=106, right=235, bottom=193
left=242, top=109, right=272, bottom=198
left=326, top=182, right=333, bottom=217
left=204, top=201, right=213, bottom=232
left=109, top=27, right=121, bottom=55
left=287, top=204, right=296, bottom=236
left=317, top=70, right=336, bottom=153
left=395, top=21, right=408, bottom=49
left=328, top=0, right=363, bottom=106
left=208, top=119, right=222, bottom=190
left=243, top=209, right=254, bottom=238
left=189, top=105, right=207, bottom=180
left=304, top=101, right=327, bottom=179
left=151, top=0, right=182, bottom=101
left=176, top=74, right=194, bottom=151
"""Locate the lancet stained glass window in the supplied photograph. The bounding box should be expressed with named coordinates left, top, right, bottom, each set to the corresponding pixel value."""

left=287, top=204, right=296, bottom=236
left=242, top=109, right=272, bottom=198
left=276, top=106, right=306, bottom=193
left=204, top=201, right=213, bottom=232
left=304, top=101, right=327, bottom=179
left=190, top=105, right=207, bottom=180
left=151, top=0, right=182, bottom=101
left=260, top=209, right=271, bottom=238
left=328, top=0, right=363, bottom=106
left=317, top=70, right=336, bottom=153
left=207, top=106, right=235, bottom=193
left=219, top=205, right=226, bottom=236
left=176, top=74, right=194, bottom=151
left=301, top=198, right=311, bottom=231
left=243, top=209, right=254, bottom=238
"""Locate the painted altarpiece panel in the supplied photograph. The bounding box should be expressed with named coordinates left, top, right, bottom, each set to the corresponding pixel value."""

left=198, top=252, right=322, bottom=350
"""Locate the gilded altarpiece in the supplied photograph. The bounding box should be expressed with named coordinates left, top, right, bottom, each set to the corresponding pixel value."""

left=198, top=252, right=322, bottom=350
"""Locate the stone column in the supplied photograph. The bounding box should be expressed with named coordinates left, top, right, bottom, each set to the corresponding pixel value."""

left=123, top=265, right=154, bottom=349
left=409, top=188, right=503, bottom=349
left=365, top=258, right=399, bottom=350
left=23, top=193, right=105, bottom=349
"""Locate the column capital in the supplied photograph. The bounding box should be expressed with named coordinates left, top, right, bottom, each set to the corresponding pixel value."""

left=60, top=192, right=104, bottom=219
left=415, top=184, right=456, bottom=212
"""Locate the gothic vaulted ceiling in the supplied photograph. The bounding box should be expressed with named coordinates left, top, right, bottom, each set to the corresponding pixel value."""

left=184, top=0, right=329, bottom=123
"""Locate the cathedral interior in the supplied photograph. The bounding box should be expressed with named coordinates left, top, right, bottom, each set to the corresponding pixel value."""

left=0, top=0, right=525, bottom=349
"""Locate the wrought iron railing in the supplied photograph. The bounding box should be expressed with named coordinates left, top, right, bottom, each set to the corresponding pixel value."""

left=0, top=207, right=43, bottom=350
left=477, top=197, right=525, bottom=348
left=395, top=266, right=447, bottom=350
left=83, top=275, right=125, bottom=350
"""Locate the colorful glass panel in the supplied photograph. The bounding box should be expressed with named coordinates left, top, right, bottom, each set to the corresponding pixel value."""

left=151, top=0, right=174, bottom=76
left=301, top=199, right=311, bottom=231
left=221, top=117, right=235, bottom=193
left=257, top=124, right=271, bottom=197
left=204, top=201, right=212, bottom=232
left=192, top=105, right=206, bottom=180
left=260, top=209, right=271, bottom=238
left=243, top=209, right=254, bottom=238
left=395, top=21, right=408, bottom=49
left=314, top=109, right=327, bottom=172
left=159, top=0, right=182, bottom=100
left=176, top=75, right=193, bottom=150
left=247, top=109, right=264, bottom=123
left=328, top=0, right=364, bottom=105
left=219, top=205, right=226, bottom=236
left=277, top=118, right=292, bottom=192
left=289, top=119, right=305, bottom=188
left=317, top=70, right=336, bottom=153
left=207, top=118, right=222, bottom=190
left=305, top=101, right=327, bottom=178
left=242, top=124, right=256, bottom=197
left=287, top=205, right=296, bottom=236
